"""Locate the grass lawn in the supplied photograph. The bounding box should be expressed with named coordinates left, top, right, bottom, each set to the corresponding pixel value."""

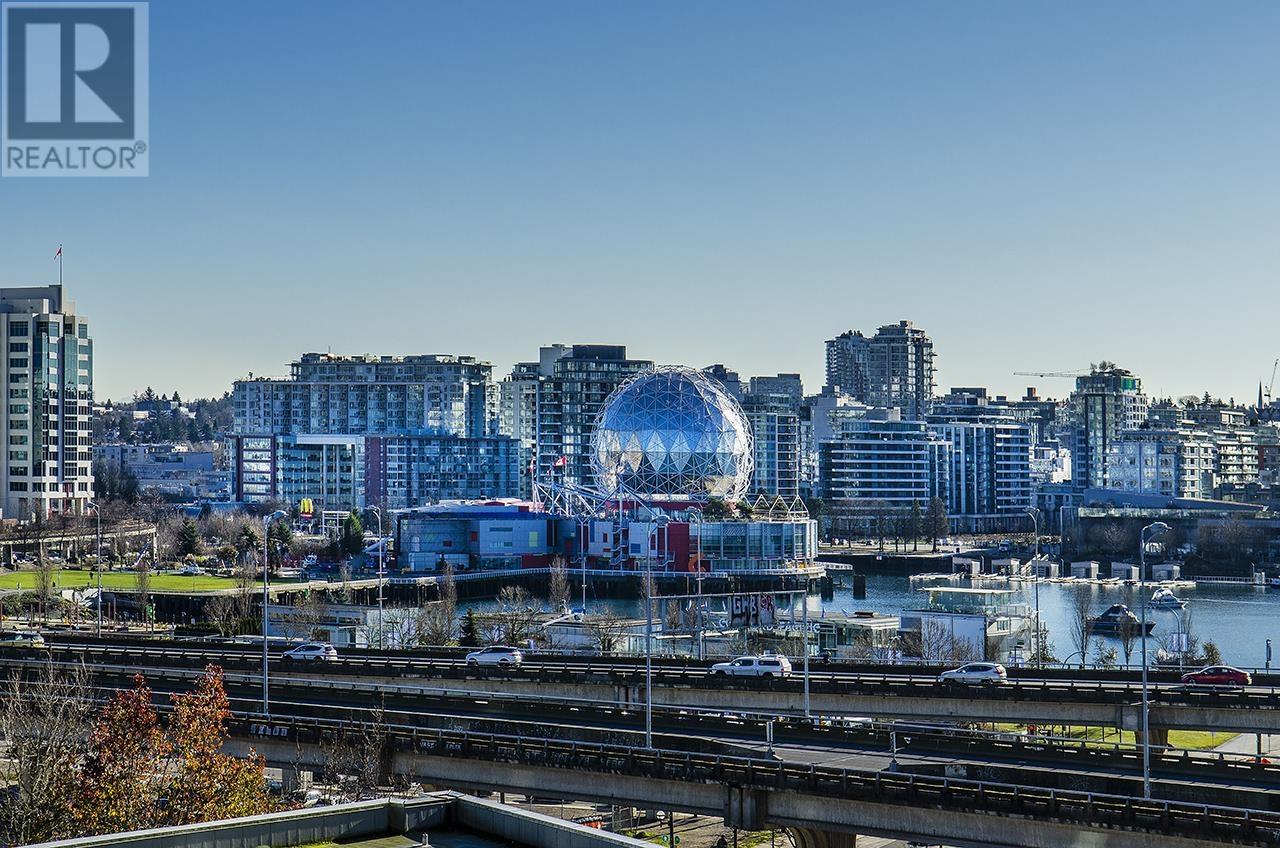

left=0, top=567, right=254, bottom=593
left=1000, top=723, right=1236, bottom=751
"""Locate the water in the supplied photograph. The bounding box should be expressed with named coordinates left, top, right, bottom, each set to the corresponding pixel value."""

left=472, top=575, right=1280, bottom=668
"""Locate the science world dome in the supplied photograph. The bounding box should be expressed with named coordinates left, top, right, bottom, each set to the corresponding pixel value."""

left=591, top=366, right=754, bottom=501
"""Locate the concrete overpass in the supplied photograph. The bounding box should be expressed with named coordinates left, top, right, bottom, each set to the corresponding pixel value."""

left=30, top=639, right=1280, bottom=737
left=225, top=719, right=1280, bottom=848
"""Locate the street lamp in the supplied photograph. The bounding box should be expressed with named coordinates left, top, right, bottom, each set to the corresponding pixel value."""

left=86, top=501, right=101, bottom=638
left=368, top=506, right=385, bottom=649
left=1139, top=520, right=1171, bottom=800
left=645, top=513, right=669, bottom=749
left=1025, top=507, right=1041, bottom=667
left=261, top=509, right=288, bottom=717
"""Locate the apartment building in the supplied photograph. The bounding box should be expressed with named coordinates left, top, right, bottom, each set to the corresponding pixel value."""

left=1, top=285, right=93, bottom=519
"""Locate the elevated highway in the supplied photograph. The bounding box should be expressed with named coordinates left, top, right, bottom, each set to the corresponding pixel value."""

left=223, top=718, right=1280, bottom=848
left=20, top=638, right=1280, bottom=737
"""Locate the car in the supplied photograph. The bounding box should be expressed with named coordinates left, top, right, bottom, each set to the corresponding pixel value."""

left=710, top=655, right=793, bottom=678
left=1181, top=665, right=1251, bottom=687
left=282, top=642, right=338, bottom=662
left=178, top=565, right=204, bottom=576
left=0, top=630, right=46, bottom=648
left=937, top=662, right=1008, bottom=686
left=302, top=554, right=319, bottom=567
left=465, top=646, right=524, bottom=667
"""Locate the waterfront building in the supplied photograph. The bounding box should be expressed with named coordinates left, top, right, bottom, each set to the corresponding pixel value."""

left=817, top=407, right=948, bottom=534
left=0, top=285, right=93, bottom=519
left=498, top=361, right=540, bottom=498
left=741, top=392, right=801, bottom=500
left=533, top=344, right=651, bottom=490
left=927, top=389, right=1033, bottom=532
left=866, top=320, right=935, bottom=419
left=232, top=352, right=517, bottom=509
left=1106, top=428, right=1217, bottom=499
left=902, top=586, right=1033, bottom=664
left=824, top=330, right=870, bottom=399
left=1066, top=365, right=1149, bottom=488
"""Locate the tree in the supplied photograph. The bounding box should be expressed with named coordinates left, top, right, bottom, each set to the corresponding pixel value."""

left=702, top=498, right=732, bottom=520
left=1203, top=640, right=1222, bottom=665
left=0, top=662, right=95, bottom=845
left=548, top=556, right=571, bottom=612
left=175, top=519, right=204, bottom=558
left=236, top=524, right=262, bottom=562
left=459, top=608, right=481, bottom=647
left=491, top=585, right=537, bottom=646
left=1069, top=587, right=1093, bottom=667
left=1093, top=641, right=1118, bottom=670
left=162, top=667, right=275, bottom=824
left=584, top=611, right=628, bottom=654
left=339, top=510, right=365, bottom=559
left=925, top=497, right=948, bottom=552
left=422, top=564, right=458, bottom=646
left=136, top=557, right=154, bottom=630
left=909, top=499, right=923, bottom=552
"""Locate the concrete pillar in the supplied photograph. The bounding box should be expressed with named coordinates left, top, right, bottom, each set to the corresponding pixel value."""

left=723, top=787, right=767, bottom=832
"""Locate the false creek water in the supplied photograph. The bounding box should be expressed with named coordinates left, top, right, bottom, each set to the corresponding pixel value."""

left=472, top=575, right=1280, bottom=668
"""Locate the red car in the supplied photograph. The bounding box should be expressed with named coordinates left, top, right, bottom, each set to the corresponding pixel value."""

left=1181, top=665, right=1252, bottom=687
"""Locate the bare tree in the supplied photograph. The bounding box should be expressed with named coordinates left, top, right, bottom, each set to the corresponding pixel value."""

left=1069, top=587, right=1093, bottom=667
left=319, top=707, right=388, bottom=802
left=135, top=557, right=153, bottom=630
left=584, top=611, right=628, bottom=654
left=548, top=556, right=571, bottom=612
left=277, top=590, right=325, bottom=642
left=204, top=593, right=241, bottom=637
left=914, top=620, right=976, bottom=663
left=0, top=661, right=96, bottom=845
left=490, top=585, right=537, bottom=646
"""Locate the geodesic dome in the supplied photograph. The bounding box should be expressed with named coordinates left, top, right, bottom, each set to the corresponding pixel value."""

left=591, top=366, right=754, bottom=500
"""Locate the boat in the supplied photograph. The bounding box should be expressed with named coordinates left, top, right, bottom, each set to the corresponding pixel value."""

left=1087, top=604, right=1155, bottom=636
left=1149, top=588, right=1187, bottom=610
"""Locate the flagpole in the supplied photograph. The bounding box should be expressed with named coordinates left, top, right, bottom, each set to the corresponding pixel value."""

left=56, top=244, right=63, bottom=285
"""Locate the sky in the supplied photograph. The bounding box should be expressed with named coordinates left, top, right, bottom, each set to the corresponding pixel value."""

left=2, top=1, right=1279, bottom=403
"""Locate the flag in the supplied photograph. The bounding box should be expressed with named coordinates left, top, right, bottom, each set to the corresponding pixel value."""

left=54, top=245, right=62, bottom=259
left=553, top=455, right=567, bottom=468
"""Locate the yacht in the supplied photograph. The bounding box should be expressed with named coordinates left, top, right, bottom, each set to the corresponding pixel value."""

left=1087, top=604, right=1155, bottom=636
left=1149, top=588, right=1187, bottom=610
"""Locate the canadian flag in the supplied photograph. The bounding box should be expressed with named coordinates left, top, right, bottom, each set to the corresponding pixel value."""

left=553, top=455, right=567, bottom=468
left=54, top=245, right=62, bottom=259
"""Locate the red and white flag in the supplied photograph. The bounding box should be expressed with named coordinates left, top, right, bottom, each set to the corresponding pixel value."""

left=54, top=245, right=62, bottom=259
left=553, top=455, right=567, bottom=468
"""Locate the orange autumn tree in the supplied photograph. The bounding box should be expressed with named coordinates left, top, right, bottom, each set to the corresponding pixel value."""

left=71, top=675, right=172, bottom=835
left=164, top=666, right=276, bottom=824
left=71, top=665, right=275, bottom=836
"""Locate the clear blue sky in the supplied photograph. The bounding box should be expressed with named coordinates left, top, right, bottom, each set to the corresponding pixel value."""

left=2, top=1, right=1278, bottom=403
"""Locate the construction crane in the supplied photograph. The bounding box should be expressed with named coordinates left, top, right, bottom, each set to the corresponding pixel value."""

left=1013, top=369, right=1089, bottom=379
left=1267, top=359, right=1278, bottom=403
left=1261, top=358, right=1279, bottom=421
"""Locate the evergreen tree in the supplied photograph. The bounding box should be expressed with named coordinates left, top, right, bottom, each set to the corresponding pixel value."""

left=459, top=609, right=480, bottom=647
left=175, top=519, right=203, bottom=558
left=909, top=499, right=923, bottom=552
left=339, top=510, right=364, bottom=558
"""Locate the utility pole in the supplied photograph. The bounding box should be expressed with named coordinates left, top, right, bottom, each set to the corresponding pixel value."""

left=261, top=509, right=288, bottom=717
left=1139, top=520, right=1170, bottom=800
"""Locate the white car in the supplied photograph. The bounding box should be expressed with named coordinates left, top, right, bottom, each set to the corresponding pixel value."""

left=466, top=646, right=524, bottom=667
left=710, top=655, right=793, bottom=678
left=282, top=642, right=338, bottom=662
left=937, top=662, right=1007, bottom=686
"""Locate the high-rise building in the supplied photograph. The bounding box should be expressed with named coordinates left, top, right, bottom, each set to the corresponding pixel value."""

left=747, top=373, right=803, bottom=410
left=817, top=407, right=948, bottom=534
left=741, top=393, right=801, bottom=500
left=533, top=344, right=652, bottom=490
left=702, top=364, right=743, bottom=401
left=1106, top=428, right=1216, bottom=500
left=866, top=321, right=935, bottom=419
left=928, top=389, right=1033, bottom=531
left=232, top=352, right=515, bottom=509
left=1067, top=365, right=1148, bottom=488
left=824, top=330, right=870, bottom=399
left=0, top=285, right=94, bottom=519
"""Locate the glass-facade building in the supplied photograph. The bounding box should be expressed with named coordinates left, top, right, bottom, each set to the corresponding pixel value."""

left=0, top=286, right=93, bottom=519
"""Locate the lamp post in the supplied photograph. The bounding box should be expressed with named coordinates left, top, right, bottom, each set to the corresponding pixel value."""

left=578, top=516, right=589, bottom=615
left=368, top=506, right=384, bottom=649
left=1025, top=507, right=1040, bottom=667
left=86, top=501, right=101, bottom=637
left=1139, top=520, right=1171, bottom=800
left=261, top=509, right=288, bottom=717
